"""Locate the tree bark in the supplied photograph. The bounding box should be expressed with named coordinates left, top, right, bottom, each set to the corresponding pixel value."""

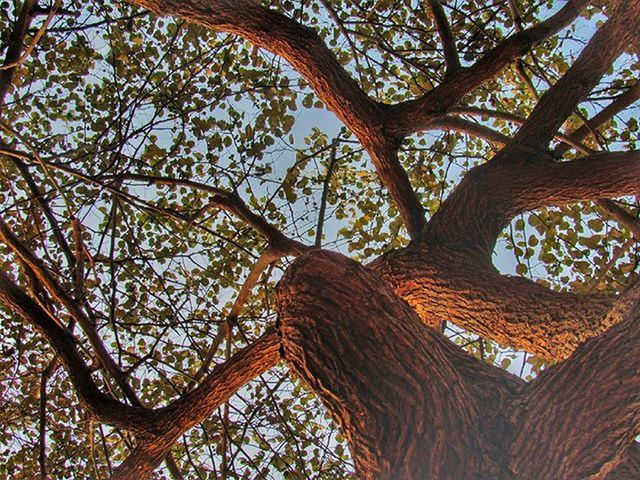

left=370, top=244, right=614, bottom=360
left=511, top=284, right=640, bottom=478
left=111, top=330, right=280, bottom=480
left=278, top=250, right=640, bottom=479
left=277, top=250, right=519, bottom=479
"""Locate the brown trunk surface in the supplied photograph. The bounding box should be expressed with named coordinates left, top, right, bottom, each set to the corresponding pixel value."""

left=277, top=251, right=640, bottom=479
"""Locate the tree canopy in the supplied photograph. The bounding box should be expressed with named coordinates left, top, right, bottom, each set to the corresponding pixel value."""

left=0, top=0, right=639, bottom=478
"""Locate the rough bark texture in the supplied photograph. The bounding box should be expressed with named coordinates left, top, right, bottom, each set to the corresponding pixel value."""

left=277, top=250, right=519, bottom=479
left=605, top=444, right=640, bottom=479
left=278, top=251, right=640, bottom=479
left=511, top=285, right=640, bottom=478
left=371, top=244, right=614, bottom=360
left=110, top=330, right=280, bottom=480
left=2, top=1, right=638, bottom=478
left=425, top=152, right=640, bottom=256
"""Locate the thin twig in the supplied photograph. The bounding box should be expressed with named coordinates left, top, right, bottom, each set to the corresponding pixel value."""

left=315, top=134, right=342, bottom=248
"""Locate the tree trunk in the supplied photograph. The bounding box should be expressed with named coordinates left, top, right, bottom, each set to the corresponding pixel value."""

left=277, top=250, right=640, bottom=479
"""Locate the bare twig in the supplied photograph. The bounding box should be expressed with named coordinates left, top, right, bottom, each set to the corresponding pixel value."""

left=315, top=135, right=341, bottom=247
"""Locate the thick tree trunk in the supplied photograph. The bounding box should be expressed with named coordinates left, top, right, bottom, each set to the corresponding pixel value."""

left=277, top=251, right=640, bottom=480
left=277, top=250, right=518, bottom=479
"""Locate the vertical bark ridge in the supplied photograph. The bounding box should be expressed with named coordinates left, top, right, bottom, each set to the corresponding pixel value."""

left=277, top=250, right=517, bottom=479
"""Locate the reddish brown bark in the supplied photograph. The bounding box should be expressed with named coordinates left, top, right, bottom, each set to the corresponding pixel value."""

left=605, top=444, right=640, bottom=479
left=277, top=250, right=518, bottom=479
left=370, top=244, right=614, bottom=360
left=111, top=330, right=280, bottom=480
left=511, top=284, right=640, bottom=478
left=0, top=270, right=154, bottom=433
left=425, top=151, right=640, bottom=256
left=278, top=251, right=640, bottom=479
left=386, top=0, right=593, bottom=136
left=510, top=1, right=640, bottom=151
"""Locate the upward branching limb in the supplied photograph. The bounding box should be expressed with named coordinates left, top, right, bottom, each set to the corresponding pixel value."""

left=0, top=214, right=141, bottom=403
left=277, top=250, right=517, bottom=479
left=111, top=329, right=280, bottom=480
left=425, top=150, right=640, bottom=256
left=386, top=0, right=593, bottom=137
left=509, top=1, right=640, bottom=152
left=127, top=0, right=427, bottom=238
left=425, top=0, right=460, bottom=75
left=553, top=81, right=640, bottom=157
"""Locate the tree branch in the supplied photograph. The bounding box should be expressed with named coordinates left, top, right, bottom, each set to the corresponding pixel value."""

left=449, top=107, right=593, bottom=153
left=0, top=215, right=141, bottom=403
left=0, top=0, right=37, bottom=107
left=605, top=443, right=640, bottom=479
left=387, top=0, right=592, bottom=136
left=431, top=115, right=511, bottom=145
left=512, top=283, right=640, bottom=478
left=186, top=246, right=281, bottom=391
left=554, top=81, right=640, bottom=157
left=424, top=150, right=640, bottom=254
left=315, top=135, right=341, bottom=247
left=112, top=329, right=280, bottom=480
left=0, top=270, right=154, bottom=433
left=117, top=172, right=310, bottom=255
left=125, top=0, right=427, bottom=238
left=370, top=244, right=614, bottom=360
left=510, top=1, right=640, bottom=151
left=599, top=199, right=640, bottom=240
left=425, top=0, right=460, bottom=74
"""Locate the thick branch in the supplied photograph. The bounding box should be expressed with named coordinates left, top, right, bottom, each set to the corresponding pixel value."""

left=277, top=250, right=517, bottom=479
left=510, top=1, right=640, bottom=151
left=0, top=271, right=154, bottom=432
left=387, top=0, right=592, bottom=136
left=425, top=151, right=640, bottom=255
left=129, top=0, right=379, bottom=140
left=512, top=284, right=640, bottom=478
left=370, top=244, right=614, bottom=360
left=112, top=329, right=280, bottom=480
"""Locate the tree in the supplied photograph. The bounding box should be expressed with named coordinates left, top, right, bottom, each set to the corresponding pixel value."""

left=0, top=0, right=639, bottom=478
